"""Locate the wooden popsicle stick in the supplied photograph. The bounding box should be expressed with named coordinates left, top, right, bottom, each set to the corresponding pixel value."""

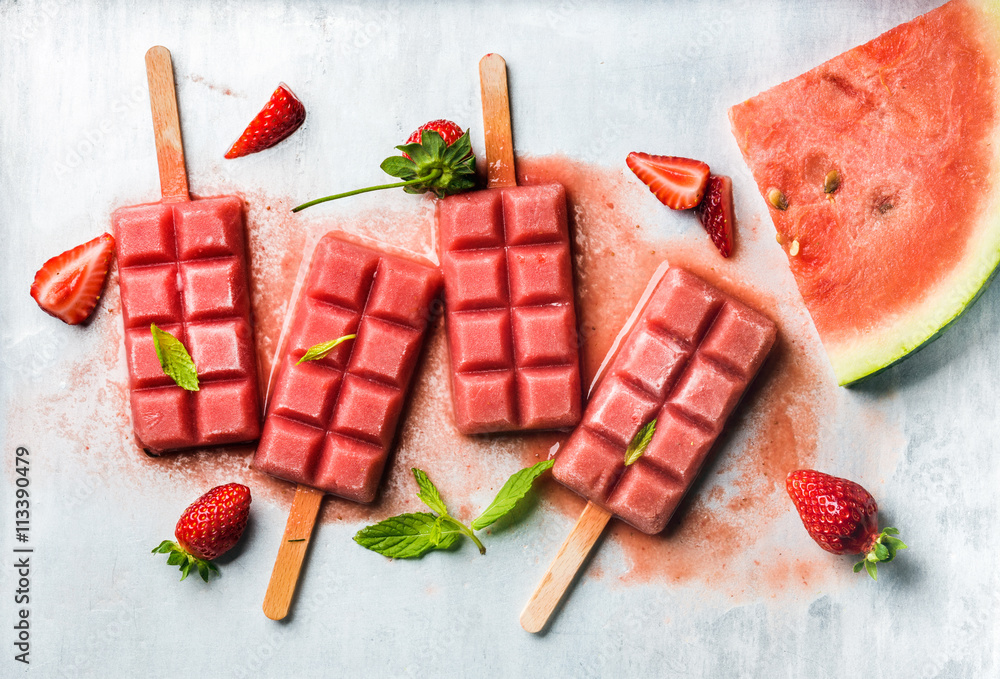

left=144, top=46, right=190, bottom=202
left=520, top=501, right=611, bottom=633
left=262, top=485, right=325, bottom=620
left=479, top=52, right=610, bottom=633
left=479, top=54, right=517, bottom=188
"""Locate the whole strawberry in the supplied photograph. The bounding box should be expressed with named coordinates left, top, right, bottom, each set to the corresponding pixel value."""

left=152, top=483, right=252, bottom=581
left=225, top=83, right=305, bottom=159
left=786, top=470, right=906, bottom=580
left=293, top=118, right=475, bottom=212
left=404, top=119, right=464, bottom=153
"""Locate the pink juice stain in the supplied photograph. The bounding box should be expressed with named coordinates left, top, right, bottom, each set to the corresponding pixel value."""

left=14, top=157, right=884, bottom=601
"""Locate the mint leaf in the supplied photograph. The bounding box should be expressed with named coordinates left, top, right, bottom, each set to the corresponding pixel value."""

left=434, top=517, right=462, bottom=550
left=151, top=324, right=199, bottom=391
left=298, top=334, right=356, bottom=364
left=354, top=512, right=455, bottom=559
left=470, top=459, right=554, bottom=531
left=412, top=468, right=449, bottom=516
left=624, top=418, right=657, bottom=466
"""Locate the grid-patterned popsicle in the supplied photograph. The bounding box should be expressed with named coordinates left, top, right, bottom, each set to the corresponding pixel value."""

left=552, top=267, right=776, bottom=534
left=437, top=183, right=582, bottom=434
left=253, top=235, right=441, bottom=503
left=113, top=196, right=261, bottom=453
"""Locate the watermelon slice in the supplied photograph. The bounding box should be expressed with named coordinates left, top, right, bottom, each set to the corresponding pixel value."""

left=729, top=0, right=1000, bottom=385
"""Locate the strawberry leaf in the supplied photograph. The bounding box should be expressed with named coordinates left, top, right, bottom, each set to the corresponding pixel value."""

left=150, top=324, right=199, bottom=391
left=882, top=536, right=907, bottom=558
left=396, top=141, right=432, bottom=166
left=380, top=156, right=417, bottom=179
left=152, top=539, right=221, bottom=582
left=443, top=133, right=473, bottom=164
left=873, top=542, right=889, bottom=561
left=420, top=128, right=446, bottom=157
left=470, top=459, right=554, bottom=531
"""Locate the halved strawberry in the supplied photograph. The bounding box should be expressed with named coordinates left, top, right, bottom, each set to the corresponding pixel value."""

left=696, top=174, right=735, bottom=258
left=225, top=83, right=306, bottom=159
left=626, top=152, right=710, bottom=210
left=30, top=233, right=115, bottom=325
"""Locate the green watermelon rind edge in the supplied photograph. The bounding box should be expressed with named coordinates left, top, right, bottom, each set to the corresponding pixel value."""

left=837, top=257, right=1000, bottom=386
left=732, top=0, right=1000, bottom=387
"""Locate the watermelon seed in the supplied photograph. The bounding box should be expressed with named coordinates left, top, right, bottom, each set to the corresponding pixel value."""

left=789, top=239, right=800, bottom=256
left=775, top=232, right=785, bottom=245
left=873, top=193, right=895, bottom=215
left=823, top=170, right=841, bottom=194
left=767, top=188, right=788, bottom=211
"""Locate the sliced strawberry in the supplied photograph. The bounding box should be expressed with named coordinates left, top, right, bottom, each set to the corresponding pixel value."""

left=696, top=174, right=735, bottom=258
left=626, top=152, right=710, bottom=210
left=30, top=233, right=115, bottom=325
left=225, top=83, right=306, bottom=159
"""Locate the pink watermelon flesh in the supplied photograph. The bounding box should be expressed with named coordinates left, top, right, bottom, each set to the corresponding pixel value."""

left=730, top=0, right=1000, bottom=385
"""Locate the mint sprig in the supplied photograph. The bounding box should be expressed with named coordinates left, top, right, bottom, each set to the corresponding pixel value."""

left=150, top=323, right=199, bottom=391
left=354, top=460, right=554, bottom=559
left=624, top=418, right=656, bottom=466
left=297, top=334, right=356, bottom=364
left=292, top=129, right=476, bottom=212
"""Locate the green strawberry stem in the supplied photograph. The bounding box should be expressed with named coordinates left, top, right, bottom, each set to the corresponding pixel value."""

left=292, top=129, right=477, bottom=214
left=152, top=539, right=221, bottom=582
left=292, top=175, right=439, bottom=212
left=853, top=527, right=907, bottom=581
left=442, top=516, right=486, bottom=555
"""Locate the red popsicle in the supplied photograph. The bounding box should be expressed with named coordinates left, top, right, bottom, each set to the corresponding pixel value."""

left=436, top=55, right=582, bottom=434
left=257, top=234, right=441, bottom=620
left=115, top=47, right=261, bottom=453
left=253, top=234, right=441, bottom=503
left=553, top=267, right=776, bottom=534
left=522, top=265, right=776, bottom=632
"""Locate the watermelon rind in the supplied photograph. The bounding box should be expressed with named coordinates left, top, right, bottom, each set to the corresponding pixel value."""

left=730, top=0, right=1000, bottom=386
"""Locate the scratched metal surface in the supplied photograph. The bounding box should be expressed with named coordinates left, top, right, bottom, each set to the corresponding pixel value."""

left=1, top=1, right=998, bottom=677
